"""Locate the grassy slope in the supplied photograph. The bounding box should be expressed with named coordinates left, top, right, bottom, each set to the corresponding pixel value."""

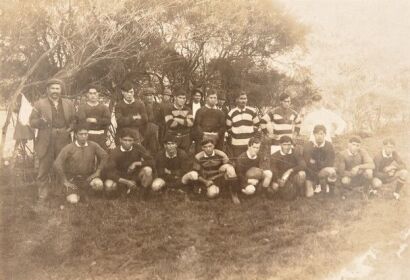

left=1, top=127, right=409, bottom=280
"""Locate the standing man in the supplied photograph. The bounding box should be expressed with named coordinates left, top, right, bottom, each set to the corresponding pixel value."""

left=337, top=136, right=375, bottom=192
left=29, top=78, right=76, bottom=201
left=261, top=93, right=302, bottom=154
left=270, top=136, right=307, bottom=199
left=226, top=91, right=260, bottom=158
left=76, top=85, right=111, bottom=149
left=303, top=125, right=337, bottom=196
left=54, top=123, right=108, bottom=204
left=114, top=81, right=147, bottom=146
left=157, top=88, right=173, bottom=144
left=141, top=87, right=160, bottom=153
left=189, top=88, right=204, bottom=120
left=372, top=138, right=408, bottom=200
left=193, top=89, right=226, bottom=152
left=163, top=89, right=194, bottom=153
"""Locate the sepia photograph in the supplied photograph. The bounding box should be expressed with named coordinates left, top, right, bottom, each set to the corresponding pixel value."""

left=0, top=0, right=409, bottom=279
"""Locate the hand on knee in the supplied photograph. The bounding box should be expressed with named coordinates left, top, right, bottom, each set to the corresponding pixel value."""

left=372, top=178, right=383, bottom=189
left=364, top=169, right=373, bottom=179
left=341, top=177, right=351, bottom=186
left=247, top=178, right=259, bottom=186
left=66, top=193, right=80, bottom=204
left=152, top=178, right=166, bottom=192
left=104, top=180, right=117, bottom=192
left=242, top=184, right=256, bottom=195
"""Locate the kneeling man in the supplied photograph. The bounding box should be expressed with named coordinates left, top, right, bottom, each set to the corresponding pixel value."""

left=303, top=125, right=337, bottom=196
left=372, top=138, right=408, bottom=200
left=270, top=136, right=307, bottom=199
left=54, top=124, right=108, bottom=204
left=235, top=137, right=272, bottom=196
left=151, top=135, right=192, bottom=191
left=338, top=136, right=375, bottom=191
left=182, top=139, right=238, bottom=202
left=104, top=128, right=154, bottom=194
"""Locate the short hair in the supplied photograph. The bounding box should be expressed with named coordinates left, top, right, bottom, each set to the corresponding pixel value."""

left=120, top=80, right=133, bottom=91
left=349, top=136, right=362, bottom=144
left=248, top=137, right=262, bottom=147
left=235, top=90, right=247, bottom=100
left=313, top=125, right=327, bottom=134
left=279, top=93, right=290, bottom=101
left=174, top=88, right=187, bottom=97
left=74, top=122, right=89, bottom=133
left=119, top=128, right=136, bottom=139
left=279, top=135, right=293, bottom=144
left=163, top=88, right=172, bottom=96
left=312, top=94, right=322, bottom=102
left=201, top=138, right=215, bottom=146
left=206, top=88, right=218, bottom=97
left=46, top=78, right=64, bottom=88
left=192, top=88, right=203, bottom=96
left=142, top=87, right=155, bottom=96
left=383, top=138, right=396, bottom=146
left=86, top=85, right=101, bottom=93
left=163, top=134, right=177, bottom=144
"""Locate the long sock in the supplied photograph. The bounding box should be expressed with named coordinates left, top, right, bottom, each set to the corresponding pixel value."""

left=395, top=182, right=404, bottom=193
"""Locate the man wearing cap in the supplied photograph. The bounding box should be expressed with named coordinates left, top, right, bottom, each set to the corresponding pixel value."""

left=141, top=87, right=160, bottom=153
left=157, top=88, right=173, bottom=144
left=151, top=135, right=192, bottom=192
left=193, top=89, right=226, bottom=152
left=76, top=85, right=111, bottom=149
left=300, top=94, right=346, bottom=142
left=114, top=81, right=148, bottom=146
left=303, top=125, right=337, bottom=196
left=163, top=88, right=194, bottom=153
left=270, top=136, right=307, bottom=199
left=29, top=78, right=76, bottom=201
left=337, top=136, right=375, bottom=191
left=217, top=90, right=230, bottom=117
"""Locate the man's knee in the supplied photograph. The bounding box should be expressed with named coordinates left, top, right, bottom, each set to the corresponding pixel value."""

left=242, top=184, right=256, bottom=195
left=152, top=178, right=166, bottom=192
left=90, top=178, right=104, bottom=191
left=397, top=169, right=408, bottom=182
left=182, top=171, right=198, bottom=184
left=66, top=193, right=80, bottom=204
left=295, top=171, right=306, bottom=185
left=221, top=164, right=236, bottom=178
left=263, top=170, right=273, bottom=179
left=141, top=166, right=153, bottom=177
left=341, top=176, right=351, bottom=186
left=372, top=178, right=383, bottom=189
left=207, top=184, right=220, bottom=198
left=104, top=179, right=117, bottom=192
left=246, top=167, right=264, bottom=180
left=363, top=169, right=373, bottom=179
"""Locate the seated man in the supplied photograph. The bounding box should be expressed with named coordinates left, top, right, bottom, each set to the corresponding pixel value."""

left=337, top=136, right=375, bottom=191
left=235, top=137, right=272, bottom=197
left=104, top=128, right=154, bottom=194
left=54, top=123, right=108, bottom=204
left=270, top=136, right=307, bottom=199
left=303, top=125, right=337, bottom=196
left=372, top=138, right=408, bottom=200
left=151, top=135, right=192, bottom=192
left=181, top=139, right=238, bottom=202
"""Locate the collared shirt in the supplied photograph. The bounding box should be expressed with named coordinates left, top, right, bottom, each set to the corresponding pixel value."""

left=203, top=151, right=216, bottom=158
left=246, top=150, right=258, bottom=160
left=382, top=149, right=393, bottom=158
left=312, top=140, right=326, bottom=148
left=75, top=141, right=89, bottom=147
left=49, top=98, right=66, bottom=128
left=120, top=145, right=133, bottom=152
left=165, top=150, right=177, bottom=159
left=123, top=98, right=135, bottom=105
left=205, top=104, right=217, bottom=110
left=280, top=149, right=293, bottom=156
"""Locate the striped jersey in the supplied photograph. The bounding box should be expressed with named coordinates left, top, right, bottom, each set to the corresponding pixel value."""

left=193, top=149, right=230, bottom=179
left=261, top=106, right=301, bottom=143
left=164, top=104, right=193, bottom=135
left=226, top=106, right=260, bottom=147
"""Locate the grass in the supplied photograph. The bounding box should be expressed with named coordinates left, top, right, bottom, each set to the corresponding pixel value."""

left=1, top=126, right=409, bottom=280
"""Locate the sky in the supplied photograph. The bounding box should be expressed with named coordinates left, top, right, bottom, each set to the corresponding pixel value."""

left=280, top=0, right=410, bottom=93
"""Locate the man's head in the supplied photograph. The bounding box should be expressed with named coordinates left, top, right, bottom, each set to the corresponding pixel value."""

left=201, top=138, right=215, bottom=156
left=46, top=78, right=64, bottom=100
left=382, top=138, right=396, bottom=156
left=163, top=88, right=172, bottom=102
left=74, top=123, right=89, bottom=145
left=163, top=135, right=178, bottom=157
left=247, top=137, right=262, bottom=157
left=279, top=93, right=291, bottom=109
left=348, top=136, right=362, bottom=155
left=119, top=128, right=137, bottom=150
left=174, top=89, right=187, bottom=107
left=86, top=86, right=100, bottom=103
left=279, top=136, right=293, bottom=154
left=205, top=89, right=218, bottom=107
left=236, top=91, right=248, bottom=108
left=192, top=89, right=202, bottom=103
left=120, top=81, right=135, bottom=102
left=142, top=88, right=156, bottom=104
left=312, top=94, right=323, bottom=108
left=217, top=90, right=226, bottom=106
left=313, top=125, right=327, bottom=145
